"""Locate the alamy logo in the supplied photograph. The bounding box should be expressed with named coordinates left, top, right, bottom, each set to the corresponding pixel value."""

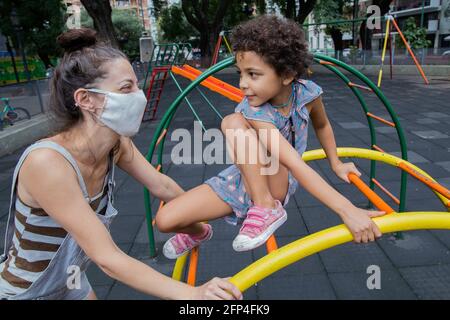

left=366, top=265, right=381, bottom=290
left=170, top=121, right=280, bottom=175
left=367, top=5, right=382, bottom=30
left=66, top=4, right=81, bottom=29
left=66, top=265, right=81, bottom=290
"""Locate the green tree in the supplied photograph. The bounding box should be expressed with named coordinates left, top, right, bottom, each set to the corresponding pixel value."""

left=223, top=1, right=259, bottom=30
left=313, top=0, right=352, bottom=58
left=113, top=9, right=144, bottom=60
left=152, top=0, right=169, bottom=19
left=158, top=5, right=197, bottom=43
left=272, top=0, right=317, bottom=24
left=254, top=0, right=267, bottom=15
left=402, top=17, right=432, bottom=50
left=0, top=0, right=66, bottom=68
left=158, top=1, right=256, bottom=60
left=81, top=8, right=144, bottom=60
left=181, top=0, right=233, bottom=65
left=80, top=0, right=118, bottom=48
left=223, top=1, right=247, bottom=30
left=80, top=8, right=94, bottom=29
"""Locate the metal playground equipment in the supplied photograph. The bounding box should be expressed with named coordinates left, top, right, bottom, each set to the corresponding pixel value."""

left=142, top=43, right=238, bottom=123
left=141, top=52, right=450, bottom=293
left=303, top=15, right=430, bottom=86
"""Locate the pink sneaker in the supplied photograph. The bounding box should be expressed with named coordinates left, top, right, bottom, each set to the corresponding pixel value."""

left=163, top=224, right=213, bottom=259
left=232, top=200, right=287, bottom=252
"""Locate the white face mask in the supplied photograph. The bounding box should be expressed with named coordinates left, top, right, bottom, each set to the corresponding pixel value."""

left=87, top=88, right=147, bottom=137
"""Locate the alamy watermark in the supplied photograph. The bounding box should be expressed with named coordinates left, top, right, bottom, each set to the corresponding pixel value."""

left=367, top=5, right=382, bottom=30
left=170, top=121, right=280, bottom=175
left=66, top=3, right=81, bottom=29
left=66, top=265, right=81, bottom=290
left=366, top=265, right=381, bottom=290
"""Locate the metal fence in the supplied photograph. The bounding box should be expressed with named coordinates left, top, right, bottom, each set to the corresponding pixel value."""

left=0, top=60, right=150, bottom=125
left=311, top=47, right=450, bottom=66
left=0, top=78, right=47, bottom=120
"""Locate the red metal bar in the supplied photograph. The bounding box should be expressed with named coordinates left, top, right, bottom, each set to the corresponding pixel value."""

left=319, top=60, right=336, bottom=66
left=348, top=173, right=395, bottom=214
left=265, top=235, right=278, bottom=253
left=156, top=129, right=168, bottom=148
left=187, top=247, right=199, bottom=286
left=398, top=162, right=450, bottom=200
left=367, top=112, right=396, bottom=127
left=145, top=67, right=170, bottom=120
left=211, top=35, right=223, bottom=67
left=372, top=178, right=400, bottom=205
left=390, top=17, right=429, bottom=85
left=372, top=144, right=387, bottom=153
left=348, top=82, right=373, bottom=92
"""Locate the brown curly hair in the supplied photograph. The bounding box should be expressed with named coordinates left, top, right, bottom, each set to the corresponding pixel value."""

left=231, top=15, right=312, bottom=79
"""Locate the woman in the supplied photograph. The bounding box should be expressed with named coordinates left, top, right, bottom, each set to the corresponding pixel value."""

left=0, top=28, right=242, bottom=300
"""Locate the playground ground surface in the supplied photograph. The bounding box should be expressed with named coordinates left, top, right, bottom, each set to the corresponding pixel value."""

left=1, top=70, right=450, bottom=300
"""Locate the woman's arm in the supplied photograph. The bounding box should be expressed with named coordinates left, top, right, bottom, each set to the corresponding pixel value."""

left=246, top=119, right=384, bottom=243
left=307, top=97, right=361, bottom=183
left=19, top=149, right=241, bottom=300
left=116, top=137, right=184, bottom=202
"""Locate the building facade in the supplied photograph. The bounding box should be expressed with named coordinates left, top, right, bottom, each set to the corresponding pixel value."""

left=307, top=0, right=450, bottom=54
left=110, top=0, right=151, bottom=31
left=372, top=0, right=450, bottom=51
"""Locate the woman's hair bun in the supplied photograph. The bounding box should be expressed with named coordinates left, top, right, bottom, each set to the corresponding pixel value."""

left=57, top=28, right=98, bottom=53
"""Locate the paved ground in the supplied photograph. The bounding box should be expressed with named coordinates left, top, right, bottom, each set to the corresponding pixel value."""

left=1, top=69, right=450, bottom=300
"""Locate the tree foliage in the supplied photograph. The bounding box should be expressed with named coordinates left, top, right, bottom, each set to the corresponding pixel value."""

left=180, top=0, right=233, bottom=65
left=312, top=0, right=351, bottom=56
left=402, top=17, right=432, bottom=50
left=80, top=0, right=118, bottom=48
left=152, top=0, right=169, bottom=19
left=272, top=0, right=317, bottom=24
left=158, top=4, right=197, bottom=43
left=0, top=0, right=66, bottom=68
left=223, top=1, right=256, bottom=30
left=80, top=8, right=144, bottom=60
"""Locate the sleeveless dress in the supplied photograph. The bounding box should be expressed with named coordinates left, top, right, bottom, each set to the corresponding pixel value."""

left=205, top=80, right=323, bottom=225
left=0, top=141, right=118, bottom=300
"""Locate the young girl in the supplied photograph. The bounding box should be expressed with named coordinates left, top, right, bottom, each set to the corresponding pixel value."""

left=0, top=28, right=241, bottom=300
left=156, top=15, right=384, bottom=259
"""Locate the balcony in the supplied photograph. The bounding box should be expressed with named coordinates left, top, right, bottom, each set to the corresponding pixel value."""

left=113, top=0, right=139, bottom=8
left=114, top=0, right=130, bottom=7
left=390, top=0, right=441, bottom=17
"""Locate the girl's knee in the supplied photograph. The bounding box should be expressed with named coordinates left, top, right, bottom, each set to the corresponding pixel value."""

left=155, top=207, right=177, bottom=233
left=221, top=113, right=249, bottom=132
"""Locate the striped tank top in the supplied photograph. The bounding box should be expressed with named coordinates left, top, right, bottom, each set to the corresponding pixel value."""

left=0, top=143, right=110, bottom=296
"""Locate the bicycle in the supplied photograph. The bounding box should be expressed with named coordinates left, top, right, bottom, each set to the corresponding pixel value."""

left=0, top=97, right=31, bottom=131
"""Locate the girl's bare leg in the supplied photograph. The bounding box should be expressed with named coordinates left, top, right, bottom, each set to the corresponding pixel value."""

left=85, top=290, right=98, bottom=300
left=221, top=113, right=289, bottom=208
left=155, top=184, right=233, bottom=236
left=157, top=113, right=290, bottom=237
